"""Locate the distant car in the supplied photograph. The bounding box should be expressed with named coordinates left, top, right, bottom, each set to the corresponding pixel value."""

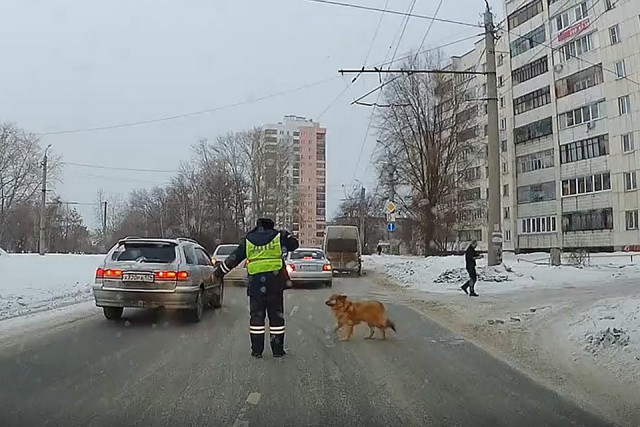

left=211, top=244, right=247, bottom=284
left=93, top=237, right=223, bottom=323
left=285, top=248, right=333, bottom=288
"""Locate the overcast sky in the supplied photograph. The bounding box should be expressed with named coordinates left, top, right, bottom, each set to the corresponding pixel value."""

left=0, top=0, right=503, bottom=228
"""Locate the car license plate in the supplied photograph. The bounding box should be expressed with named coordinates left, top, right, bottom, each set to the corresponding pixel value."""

left=122, top=273, right=154, bottom=283
left=300, top=264, right=320, bottom=271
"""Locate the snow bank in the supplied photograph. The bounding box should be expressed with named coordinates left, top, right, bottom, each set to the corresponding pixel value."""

left=0, top=253, right=104, bottom=320
left=566, top=297, right=640, bottom=384
left=364, top=252, right=640, bottom=294
left=0, top=248, right=7, bottom=256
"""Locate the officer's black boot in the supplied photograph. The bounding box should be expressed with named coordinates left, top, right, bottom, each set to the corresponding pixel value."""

left=270, top=329, right=286, bottom=357
left=250, top=325, right=266, bottom=358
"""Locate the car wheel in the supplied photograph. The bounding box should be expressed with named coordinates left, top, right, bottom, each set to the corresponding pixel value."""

left=185, top=288, right=205, bottom=323
left=103, top=307, right=123, bottom=320
left=326, top=281, right=333, bottom=288
left=211, top=282, right=224, bottom=309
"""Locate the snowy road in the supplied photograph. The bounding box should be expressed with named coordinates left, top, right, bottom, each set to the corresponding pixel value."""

left=0, top=277, right=612, bottom=427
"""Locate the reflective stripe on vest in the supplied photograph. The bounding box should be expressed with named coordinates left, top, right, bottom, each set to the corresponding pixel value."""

left=245, top=233, right=283, bottom=275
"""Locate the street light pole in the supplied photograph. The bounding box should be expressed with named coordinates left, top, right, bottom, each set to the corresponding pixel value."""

left=39, top=144, right=52, bottom=256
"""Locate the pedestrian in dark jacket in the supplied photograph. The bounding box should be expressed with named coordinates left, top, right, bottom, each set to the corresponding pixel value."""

left=214, top=218, right=299, bottom=358
left=461, top=240, right=480, bottom=297
left=376, top=244, right=382, bottom=256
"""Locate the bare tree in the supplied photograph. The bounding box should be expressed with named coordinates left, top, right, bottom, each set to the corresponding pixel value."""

left=374, top=53, right=479, bottom=254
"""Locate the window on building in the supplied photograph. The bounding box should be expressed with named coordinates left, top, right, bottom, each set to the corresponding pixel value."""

left=513, top=86, right=551, bottom=115
left=503, top=184, right=510, bottom=196
left=514, top=116, right=553, bottom=144
left=500, top=97, right=505, bottom=108
left=561, top=172, right=611, bottom=196
left=555, top=64, right=604, bottom=98
left=517, top=148, right=555, bottom=173
left=605, top=0, right=616, bottom=10
left=622, top=133, right=635, bottom=153
left=502, top=162, right=508, bottom=173
left=498, top=54, right=504, bottom=66
left=508, top=0, right=543, bottom=30
left=520, top=215, right=557, bottom=234
left=510, top=25, right=546, bottom=58
left=504, top=229, right=512, bottom=241
left=559, top=100, right=606, bottom=129
left=459, top=187, right=482, bottom=201
left=560, top=134, right=609, bottom=163
left=498, top=76, right=504, bottom=87
left=625, top=172, right=637, bottom=190
left=501, top=140, right=508, bottom=152
left=458, top=229, right=482, bottom=242
left=517, top=181, right=556, bottom=204
left=512, top=55, right=548, bottom=85
left=562, top=208, right=614, bottom=232
left=615, top=60, right=627, bottom=78
left=500, top=118, right=507, bottom=129
left=504, top=207, right=510, bottom=219
left=461, top=166, right=482, bottom=181
left=558, top=32, right=594, bottom=62
left=618, top=95, right=631, bottom=115
left=610, top=25, right=621, bottom=44
left=626, top=210, right=639, bottom=230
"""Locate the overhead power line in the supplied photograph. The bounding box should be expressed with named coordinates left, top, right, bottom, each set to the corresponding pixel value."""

left=62, top=161, right=178, bottom=173
left=301, top=0, right=482, bottom=28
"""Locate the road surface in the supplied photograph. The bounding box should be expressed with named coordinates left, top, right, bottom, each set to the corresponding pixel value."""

left=0, top=276, right=612, bottom=427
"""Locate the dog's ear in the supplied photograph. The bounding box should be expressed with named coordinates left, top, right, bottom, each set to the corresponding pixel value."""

left=338, top=294, right=347, bottom=301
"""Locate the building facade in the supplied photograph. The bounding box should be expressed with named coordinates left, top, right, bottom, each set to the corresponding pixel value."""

left=262, top=115, right=327, bottom=248
left=499, top=0, right=640, bottom=251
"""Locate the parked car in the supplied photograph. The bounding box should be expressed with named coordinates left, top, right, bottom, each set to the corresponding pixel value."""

left=211, top=244, right=247, bottom=284
left=323, top=225, right=362, bottom=275
left=285, top=248, right=333, bottom=288
left=93, top=237, right=223, bottom=322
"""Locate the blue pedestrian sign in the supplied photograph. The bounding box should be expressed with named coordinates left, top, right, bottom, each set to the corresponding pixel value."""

left=386, top=222, right=396, bottom=232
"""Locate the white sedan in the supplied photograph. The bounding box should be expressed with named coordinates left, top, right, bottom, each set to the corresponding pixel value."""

left=285, top=248, right=333, bottom=288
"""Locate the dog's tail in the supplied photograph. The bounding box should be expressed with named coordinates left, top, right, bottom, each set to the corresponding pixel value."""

left=386, top=318, right=396, bottom=332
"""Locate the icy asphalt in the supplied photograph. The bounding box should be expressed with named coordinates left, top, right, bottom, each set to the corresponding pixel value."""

left=0, top=276, right=613, bottom=427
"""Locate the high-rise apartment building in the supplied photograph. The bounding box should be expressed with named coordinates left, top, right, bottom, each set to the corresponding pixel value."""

left=499, top=0, right=640, bottom=251
left=262, top=115, right=327, bottom=248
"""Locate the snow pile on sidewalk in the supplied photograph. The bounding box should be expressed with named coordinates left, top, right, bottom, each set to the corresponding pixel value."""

left=0, top=253, right=104, bottom=321
left=0, top=247, right=7, bottom=256
left=363, top=252, right=640, bottom=294
left=566, top=297, right=640, bottom=383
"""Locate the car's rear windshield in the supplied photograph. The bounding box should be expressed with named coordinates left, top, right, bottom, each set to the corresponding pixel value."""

left=215, top=245, right=238, bottom=256
left=291, top=250, right=325, bottom=260
left=326, top=239, right=358, bottom=253
left=111, top=243, right=177, bottom=263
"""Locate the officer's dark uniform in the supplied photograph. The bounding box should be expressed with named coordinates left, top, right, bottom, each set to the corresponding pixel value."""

left=214, top=218, right=299, bottom=358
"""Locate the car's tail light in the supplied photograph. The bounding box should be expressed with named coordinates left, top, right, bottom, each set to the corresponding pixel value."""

left=103, top=269, right=123, bottom=278
left=286, top=264, right=295, bottom=273
left=95, top=268, right=104, bottom=279
left=155, top=271, right=177, bottom=280
left=177, top=271, right=190, bottom=281
left=322, top=264, right=332, bottom=271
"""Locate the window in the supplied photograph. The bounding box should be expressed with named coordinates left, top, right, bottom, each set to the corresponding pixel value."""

left=460, top=208, right=485, bottom=222
left=504, top=207, right=510, bottom=219
left=501, top=140, right=508, bottom=152
left=624, top=172, right=637, bottom=190
left=457, top=126, right=478, bottom=142
left=615, top=60, right=626, bottom=78
left=605, top=0, right=616, bottom=10
left=513, top=86, right=551, bottom=115
left=520, top=215, right=557, bottom=234
left=512, top=56, right=548, bottom=85
left=502, top=162, right=508, bottom=173
left=458, top=229, right=482, bottom=242
left=500, top=97, right=505, bottom=108
left=558, top=32, right=594, bottom=62
left=195, top=248, right=212, bottom=266
left=560, top=134, right=609, bottom=163
left=562, top=208, right=614, bottom=232
left=510, top=25, right=546, bottom=58
left=561, top=172, right=611, bottom=196
left=622, top=133, right=635, bottom=153
left=555, top=64, right=604, bottom=98
left=461, top=166, right=482, bottom=181
left=500, top=118, right=507, bottom=129
left=508, top=0, right=543, bottom=30
left=609, top=25, right=621, bottom=44
left=618, top=95, right=631, bottom=115
left=553, top=1, right=588, bottom=32
left=626, top=211, right=639, bottom=230
left=504, top=230, right=512, bottom=241
left=498, top=76, right=504, bottom=87
left=517, top=181, right=556, bottom=204
left=514, top=117, right=553, bottom=144
left=459, top=187, right=482, bottom=201
left=498, top=54, right=504, bottom=66
left=503, top=184, right=510, bottom=196
left=517, top=148, right=555, bottom=173
left=559, top=100, right=606, bottom=129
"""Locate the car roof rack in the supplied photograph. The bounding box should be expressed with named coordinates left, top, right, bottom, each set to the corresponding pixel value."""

left=176, top=237, right=199, bottom=244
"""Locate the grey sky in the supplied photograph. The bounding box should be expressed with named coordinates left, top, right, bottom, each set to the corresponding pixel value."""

left=0, top=0, right=503, bottom=228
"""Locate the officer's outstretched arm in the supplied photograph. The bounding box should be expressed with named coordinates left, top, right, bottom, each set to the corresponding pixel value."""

left=215, top=238, right=247, bottom=277
left=282, top=230, right=299, bottom=252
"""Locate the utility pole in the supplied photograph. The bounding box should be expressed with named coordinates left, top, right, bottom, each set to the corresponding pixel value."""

left=102, top=201, right=108, bottom=252
left=39, top=145, right=51, bottom=256
left=359, top=186, right=366, bottom=251
left=484, top=2, right=502, bottom=266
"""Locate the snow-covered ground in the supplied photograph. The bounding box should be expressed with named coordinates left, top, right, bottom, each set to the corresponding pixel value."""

left=0, top=253, right=103, bottom=321
left=365, top=252, right=640, bottom=425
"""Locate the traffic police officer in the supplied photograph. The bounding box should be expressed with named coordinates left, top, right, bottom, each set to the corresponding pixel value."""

left=214, top=218, right=299, bottom=358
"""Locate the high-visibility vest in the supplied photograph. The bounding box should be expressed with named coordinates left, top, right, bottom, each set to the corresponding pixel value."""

left=245, top=233, right=283, bottom=275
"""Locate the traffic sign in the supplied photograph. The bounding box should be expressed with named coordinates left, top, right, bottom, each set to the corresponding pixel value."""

left=386, top=212, right=396, bottom=222
left=385, top=200, right=396, bottom=213
left=386, top=222, right=397, bottom=232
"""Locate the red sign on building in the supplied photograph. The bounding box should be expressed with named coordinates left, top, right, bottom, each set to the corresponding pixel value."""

left=558, top=18, right=590, bottom=43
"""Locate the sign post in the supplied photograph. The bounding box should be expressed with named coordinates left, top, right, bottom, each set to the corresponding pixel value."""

left=385, top=200, right=397, bottom=236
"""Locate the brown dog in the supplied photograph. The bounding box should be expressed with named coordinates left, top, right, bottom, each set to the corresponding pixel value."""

left=325, top=294, right=396, bottom=341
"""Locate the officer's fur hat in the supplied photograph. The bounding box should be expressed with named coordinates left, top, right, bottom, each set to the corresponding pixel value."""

left=256, top=218, right=275, bottom=229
